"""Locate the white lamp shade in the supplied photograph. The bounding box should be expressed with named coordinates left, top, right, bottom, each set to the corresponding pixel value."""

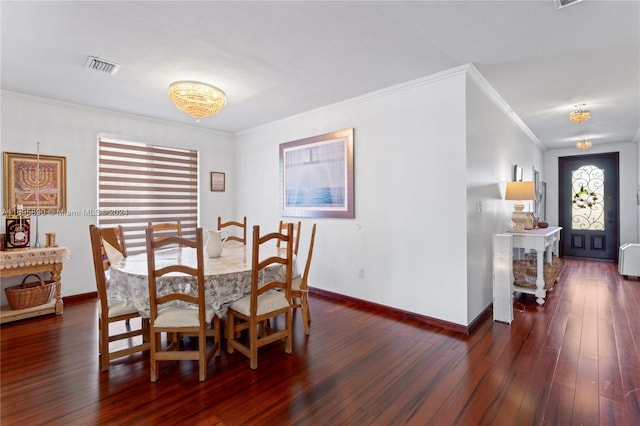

left=505, top=181, right=535, bottom=201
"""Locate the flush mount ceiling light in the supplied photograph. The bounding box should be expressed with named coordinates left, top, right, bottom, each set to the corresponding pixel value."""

left=569, top=104, right=591, bottom=125
left=576, top=137, right=592, bottom=150
left=168, top=81, right=226, bottom=121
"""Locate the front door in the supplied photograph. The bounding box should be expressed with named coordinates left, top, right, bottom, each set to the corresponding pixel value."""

left=558, top=152, right=619, bottom=260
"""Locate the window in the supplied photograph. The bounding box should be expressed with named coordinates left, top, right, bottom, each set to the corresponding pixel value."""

left=571, top=164, right=604, bottom=231
left=98, top=137, right=198, bottom=254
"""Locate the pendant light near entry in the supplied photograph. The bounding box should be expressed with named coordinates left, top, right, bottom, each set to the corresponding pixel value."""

left=576, top=137, right=592, bottom=150
left=569, top=104, right=590, bottom=125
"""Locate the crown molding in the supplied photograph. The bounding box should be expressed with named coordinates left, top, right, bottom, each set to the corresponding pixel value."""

left=0, top=90, right=232, bottom=137
left=465, top=64, right=543, bottom=149
left=238, top=64, right=474, bottom=136
left=240, top=64, right=543, bottom=150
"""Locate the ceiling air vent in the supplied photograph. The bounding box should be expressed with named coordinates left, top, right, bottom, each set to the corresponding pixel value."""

left=554, top=0, right=583, bottom=9
left=84, top=56, right=121, bottom=75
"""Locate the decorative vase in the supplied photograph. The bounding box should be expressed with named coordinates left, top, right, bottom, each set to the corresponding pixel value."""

left=205, top=230, right=228, bottom=258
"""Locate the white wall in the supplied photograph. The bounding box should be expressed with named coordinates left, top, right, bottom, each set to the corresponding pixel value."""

left=0, top=92, right=235, bottom=301
left=544, top=142, right=639, bottom=245
left=235, top=68, right=470, bottom=325
left=234, top=65, right=540, bottom=327
left=465, top=74, right=544, bottom=324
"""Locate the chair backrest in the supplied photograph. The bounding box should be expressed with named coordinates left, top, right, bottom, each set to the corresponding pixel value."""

left=276, top=220, right=301, bottom=256
left=250, top=224, right=294, bottom=315
left=100, top=225, right=128, bottom=258
left=299, top=223, right=317, bottom=291
left=145, top=227, right=206, bottom=326
left=89, top=225, right=124, bottom=313
left=217, top=216, right=247, bottom=244
left=148, top=221, right=182, bottom=239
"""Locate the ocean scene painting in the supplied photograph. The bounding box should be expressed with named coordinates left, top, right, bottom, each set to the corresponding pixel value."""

left=286, top=186, right=345, bottom=207
left=280, top=129, right=354, bottom=218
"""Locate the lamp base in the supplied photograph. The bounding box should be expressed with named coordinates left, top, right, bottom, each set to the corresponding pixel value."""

left=512, top=202, right=526, bottom=233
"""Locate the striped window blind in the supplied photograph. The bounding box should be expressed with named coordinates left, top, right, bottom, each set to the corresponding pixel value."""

left=98, top=137, right=198, bottom=254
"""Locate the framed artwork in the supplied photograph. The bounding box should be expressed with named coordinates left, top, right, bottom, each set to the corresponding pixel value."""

left=513, top=165, right=523, bottom=181
left=539, top=181, right=547, bottom=221
left=533, top=167, right=541, bottom=214
left=210, top=171, right=225, bottom=192
left=279, top=128, right=354, bottom=218
left=3, top=151, right=67, bottom=213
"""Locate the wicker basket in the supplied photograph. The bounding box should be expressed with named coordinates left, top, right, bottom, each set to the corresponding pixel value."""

left=5, top=274, right=55, bottom=310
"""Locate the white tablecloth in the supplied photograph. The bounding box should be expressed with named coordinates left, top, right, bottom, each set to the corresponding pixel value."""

left=108, top=242, right=295, bottom=318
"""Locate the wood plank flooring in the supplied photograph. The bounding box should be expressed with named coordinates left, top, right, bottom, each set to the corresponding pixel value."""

left=1, top=259, right=639, bottom=425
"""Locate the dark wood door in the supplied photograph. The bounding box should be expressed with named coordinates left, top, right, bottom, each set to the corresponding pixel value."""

left=559, top=152, right=619, bottom=260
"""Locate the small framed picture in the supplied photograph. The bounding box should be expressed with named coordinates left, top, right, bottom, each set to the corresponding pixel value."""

left=210, top=172, right=225, bottom=192
left=513, top=165, right=523, bottom=182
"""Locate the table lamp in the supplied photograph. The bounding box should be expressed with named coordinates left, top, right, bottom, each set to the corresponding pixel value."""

left=505, top=181, right=536, bottom=232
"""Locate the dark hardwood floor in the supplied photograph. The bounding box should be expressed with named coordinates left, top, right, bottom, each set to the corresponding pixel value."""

left=1, top=259, right=639, bottom=425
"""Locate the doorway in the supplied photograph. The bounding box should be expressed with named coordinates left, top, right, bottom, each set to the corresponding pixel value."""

left=558, top=152, right=619, bottom=260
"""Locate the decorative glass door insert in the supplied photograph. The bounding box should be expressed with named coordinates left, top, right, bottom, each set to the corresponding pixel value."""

left=571, top=165, right=604, bottom=231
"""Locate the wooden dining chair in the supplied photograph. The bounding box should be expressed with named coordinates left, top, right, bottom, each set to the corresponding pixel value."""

left=291, top=223, right=316, bottom=335
left=146, top=227, right=220, bottom=382
left=99, top=224, right=128, bottom=258
left=101, top=225, right=133, bottom=326
left=277, top=220, right=301, bottom=256
left=89, top=224, right=150, bottom=372
left=217, top=216, right=247, bottom=244
left=226, top=224, right=294, bottom=369
left=147, top=220, right=182, bottom=239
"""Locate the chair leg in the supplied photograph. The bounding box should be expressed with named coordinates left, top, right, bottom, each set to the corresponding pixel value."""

left=142, top=318, right=150, bottom=345
left=249, top=320, right=258, bottom=369
left=302, top=293, right=311, bottom=336
left=207, top=315, right=222, bottom=357
left=150, top=331, right=160, bottom=382
left=226, top=313, right=235, bottom=354
left=99, top=319, right=109, bottom=372
left=199, top=329, right=207, bottom=382
left=285, top=310, right=292, bottom=354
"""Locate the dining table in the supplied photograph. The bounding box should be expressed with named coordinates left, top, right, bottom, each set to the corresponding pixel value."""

left=107, top=241, right=296, bottom=319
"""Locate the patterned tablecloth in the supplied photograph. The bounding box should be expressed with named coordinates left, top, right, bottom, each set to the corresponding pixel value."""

left=0, top=246, right=71, bottom=270
left=108, top=242, right=296, bottom=319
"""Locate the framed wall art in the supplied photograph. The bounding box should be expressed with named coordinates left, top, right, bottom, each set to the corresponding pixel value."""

left=533, top=167, right=541, bottom=215
left=513, top=165, right=523, bottom=181
left=3, top=151, right=67, bottom=213
left=210, top=171, right=225, bottom=192
left=279, top=128, right=354, bottom=218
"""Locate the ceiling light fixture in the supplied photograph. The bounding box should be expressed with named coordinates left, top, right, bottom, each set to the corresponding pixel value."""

left=569, top=104, right=591, bottom=125
left=576, top=137, right=592, bottom=150
left=168, top=81, right=226, bottom=121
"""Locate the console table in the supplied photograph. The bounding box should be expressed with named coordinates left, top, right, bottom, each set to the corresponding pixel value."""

left=0, top=247, right=70, bottom=324
left=507, top=227, right=562, bottom=305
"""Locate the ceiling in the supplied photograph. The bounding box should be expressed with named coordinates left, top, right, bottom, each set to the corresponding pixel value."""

left=1, top=1, right=638, bottom=150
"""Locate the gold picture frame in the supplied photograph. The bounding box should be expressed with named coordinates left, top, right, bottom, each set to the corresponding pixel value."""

left=3, top=151, right=67, bottom=213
